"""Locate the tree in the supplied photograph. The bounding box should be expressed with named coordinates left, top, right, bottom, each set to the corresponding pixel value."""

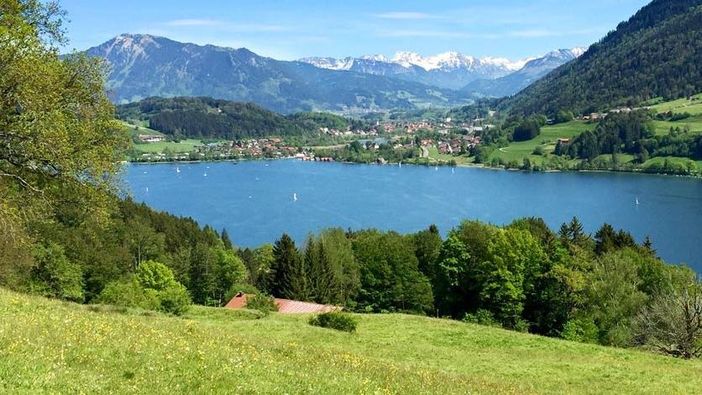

left=412, top=225, right=442, bottom=285
left=635, top=285, right=702, bottom=359
left=555, top=110, right=574, bottom=124
left=512, top=118, right=541, bottom=141
left=135, top=260, right=176, bottom=291
left=559, top=217, right=590, bottom=248
left=272, top=234, right=307, bottom=300
left=352, top=230, right=433, bottom=313
left=0, top=0, right=128, bottom=220
left=125, top=218, right=165, bottom=269
left=31, top=242, right=83, bottom=302
left=221, top=228, right=233, bottom=250
left=318, top=228, right=360, bottom=305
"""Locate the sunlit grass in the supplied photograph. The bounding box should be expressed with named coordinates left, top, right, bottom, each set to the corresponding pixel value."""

left=2, top=288, right=702, bottom=393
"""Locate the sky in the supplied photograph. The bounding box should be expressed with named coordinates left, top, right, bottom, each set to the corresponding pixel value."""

left=59, top=0, right=651, bottom=60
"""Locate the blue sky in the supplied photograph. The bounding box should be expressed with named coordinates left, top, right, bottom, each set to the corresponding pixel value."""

left=60, top=0, right=650, bottom=60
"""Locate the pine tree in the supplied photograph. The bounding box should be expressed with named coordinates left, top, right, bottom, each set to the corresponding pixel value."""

left=272, top=234, right=307, bottom=300
left=221, top=228, right=233, bottom=250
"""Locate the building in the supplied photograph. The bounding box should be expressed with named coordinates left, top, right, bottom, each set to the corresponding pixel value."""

left=225, top=293, right=340, bottom=314
left=138, top=134, right=165, bottom=143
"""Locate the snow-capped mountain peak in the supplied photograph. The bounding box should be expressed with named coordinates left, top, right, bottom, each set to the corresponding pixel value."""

left=298, top=56, right=355, bottom=71
left=359, top=54, right=389, bottom=62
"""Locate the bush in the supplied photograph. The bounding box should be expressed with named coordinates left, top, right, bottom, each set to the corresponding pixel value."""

left=463, top=309, right=500, bottom=327
left=158, top=283, right=192, bottom=316
left=245, top=294, right=278, bottom=315
left=96, top=277, right=160, bottom=311
left=309, top=311, right=357, bottom=333
left=561, top=318, right=599, bottom=344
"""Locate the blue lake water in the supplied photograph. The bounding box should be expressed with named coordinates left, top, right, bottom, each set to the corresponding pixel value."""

left=124, top=160, right=702, bottom=270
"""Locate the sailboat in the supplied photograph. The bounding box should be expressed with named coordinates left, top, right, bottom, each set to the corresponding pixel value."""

left=203, top=172, right=207, bottom=177
left=293, top=193, right=298, bottom=202
left=635, top=197, right=640, bottom=205
left=176, top=166, right=180, bottom=173
left=452, top=167, right=455, bottom=174
left=399, top=162, right=402, bottom=168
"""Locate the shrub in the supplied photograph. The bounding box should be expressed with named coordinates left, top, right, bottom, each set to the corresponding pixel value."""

left=245, top=294, right=278, bottom=315
left=463, top=309, right=500, bottom=327
left=309, top=311, right=357, bottom=333
left=158, top=283, right=192, bottom=316
left=96, top=277, right=160, bottom=311
left=31, top=242, right=84, bottom=302
left=561, top=318, right=599, bottom=344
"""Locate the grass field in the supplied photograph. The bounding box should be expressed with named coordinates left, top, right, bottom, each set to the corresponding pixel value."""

left=2, top=288, right=702, bottom=393
left=132, top=139, right=203, bottom=154
left=652, top=116, right=702, bottom=136
left=427, top=146, right=474, bottom=165
left=490, top=120, right=592, bottom=164
left=122, top=121, right=164, bottom=137
left=649, top=93, right=702, bottom=115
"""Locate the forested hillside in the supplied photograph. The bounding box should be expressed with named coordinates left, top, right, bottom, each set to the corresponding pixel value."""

left=502, top=0, right=702, bottom=115
left=117, top=97, right=355, bottom=139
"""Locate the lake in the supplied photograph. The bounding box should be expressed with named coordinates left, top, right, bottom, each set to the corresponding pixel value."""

left=125, top=160, right=702, bottom=270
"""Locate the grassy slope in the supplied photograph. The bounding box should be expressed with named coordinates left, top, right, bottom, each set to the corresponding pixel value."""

left=490, top=120, right=592, bottom=164
left=2, top=289, right=701, bottom=394
left=649, top=93, right=702, bottom=136
left=132, top=139, right=203, bottom=154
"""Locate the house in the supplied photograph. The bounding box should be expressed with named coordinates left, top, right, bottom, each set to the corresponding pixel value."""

left=225, top=293, right=340, bottom=314
left=557, top=138, right=571, bottom=145
left=138, top=134, right=165, bottom=143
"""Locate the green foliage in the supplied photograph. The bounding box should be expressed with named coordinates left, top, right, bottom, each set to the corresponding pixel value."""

left=30, top=242, right=83, bottom=302
left=351, top=230, right=433, bottom=314
left=136, top=260, right=176, bottom=291
left=157, top=282, right=191, bottom=316
left=512, top=118, right=542, bottom=142
left=561, top=318, right=600, bottom=344
left=245, top=294, right=278, bottom=315
left=99, top=262, right=191, bottom=316
left=463, top=309, right=500, bottom=327
left=309, top=312, right=358, bottom=333
left=96, top=277, right=160, bottom=311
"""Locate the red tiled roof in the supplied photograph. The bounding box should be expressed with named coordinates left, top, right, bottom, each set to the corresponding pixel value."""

left=225, top=293, right=340, bottom=314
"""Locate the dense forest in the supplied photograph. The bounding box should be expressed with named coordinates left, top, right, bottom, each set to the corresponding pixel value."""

left=117, top=97, right=359, bottom=140
left=501, top=0, right=702, bottom=116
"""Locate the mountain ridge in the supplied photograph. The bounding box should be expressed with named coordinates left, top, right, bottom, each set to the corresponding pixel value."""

left=500, top=0, right=702, bottom=115
left=86, top=34, right=469, bottom=114
left=299, top=48, right=584, bottom=92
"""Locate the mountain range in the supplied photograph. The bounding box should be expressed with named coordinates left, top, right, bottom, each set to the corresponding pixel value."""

left=84, top=34, right=582, bottom=113
left=299, top=48, right=583, bottom=92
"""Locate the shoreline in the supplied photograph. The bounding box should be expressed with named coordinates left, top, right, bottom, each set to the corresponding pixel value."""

left=125, top=157, right=702, bottom=179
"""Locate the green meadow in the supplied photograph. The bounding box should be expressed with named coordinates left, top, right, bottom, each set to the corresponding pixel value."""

left=132, top=139, right=203, bottom=154
left=2, top=288, right=702, bottom=394
left=489, top=120, right=592, bottom=164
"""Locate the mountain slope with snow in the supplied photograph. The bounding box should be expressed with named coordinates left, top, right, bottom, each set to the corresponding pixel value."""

left=299, top=49, right=582, bottom=92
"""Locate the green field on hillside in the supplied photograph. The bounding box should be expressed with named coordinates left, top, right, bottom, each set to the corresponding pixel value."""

left=123, top=121, right=164, bottom=137
left=2, top=288, right=701, bottom=394
left=652, top=116, right=702, bottom=136
left=490, top=120, right=592, bottom=163
left=132, top=139, right=203, bottom=154
left=648, top=93, right=702, bottom=115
